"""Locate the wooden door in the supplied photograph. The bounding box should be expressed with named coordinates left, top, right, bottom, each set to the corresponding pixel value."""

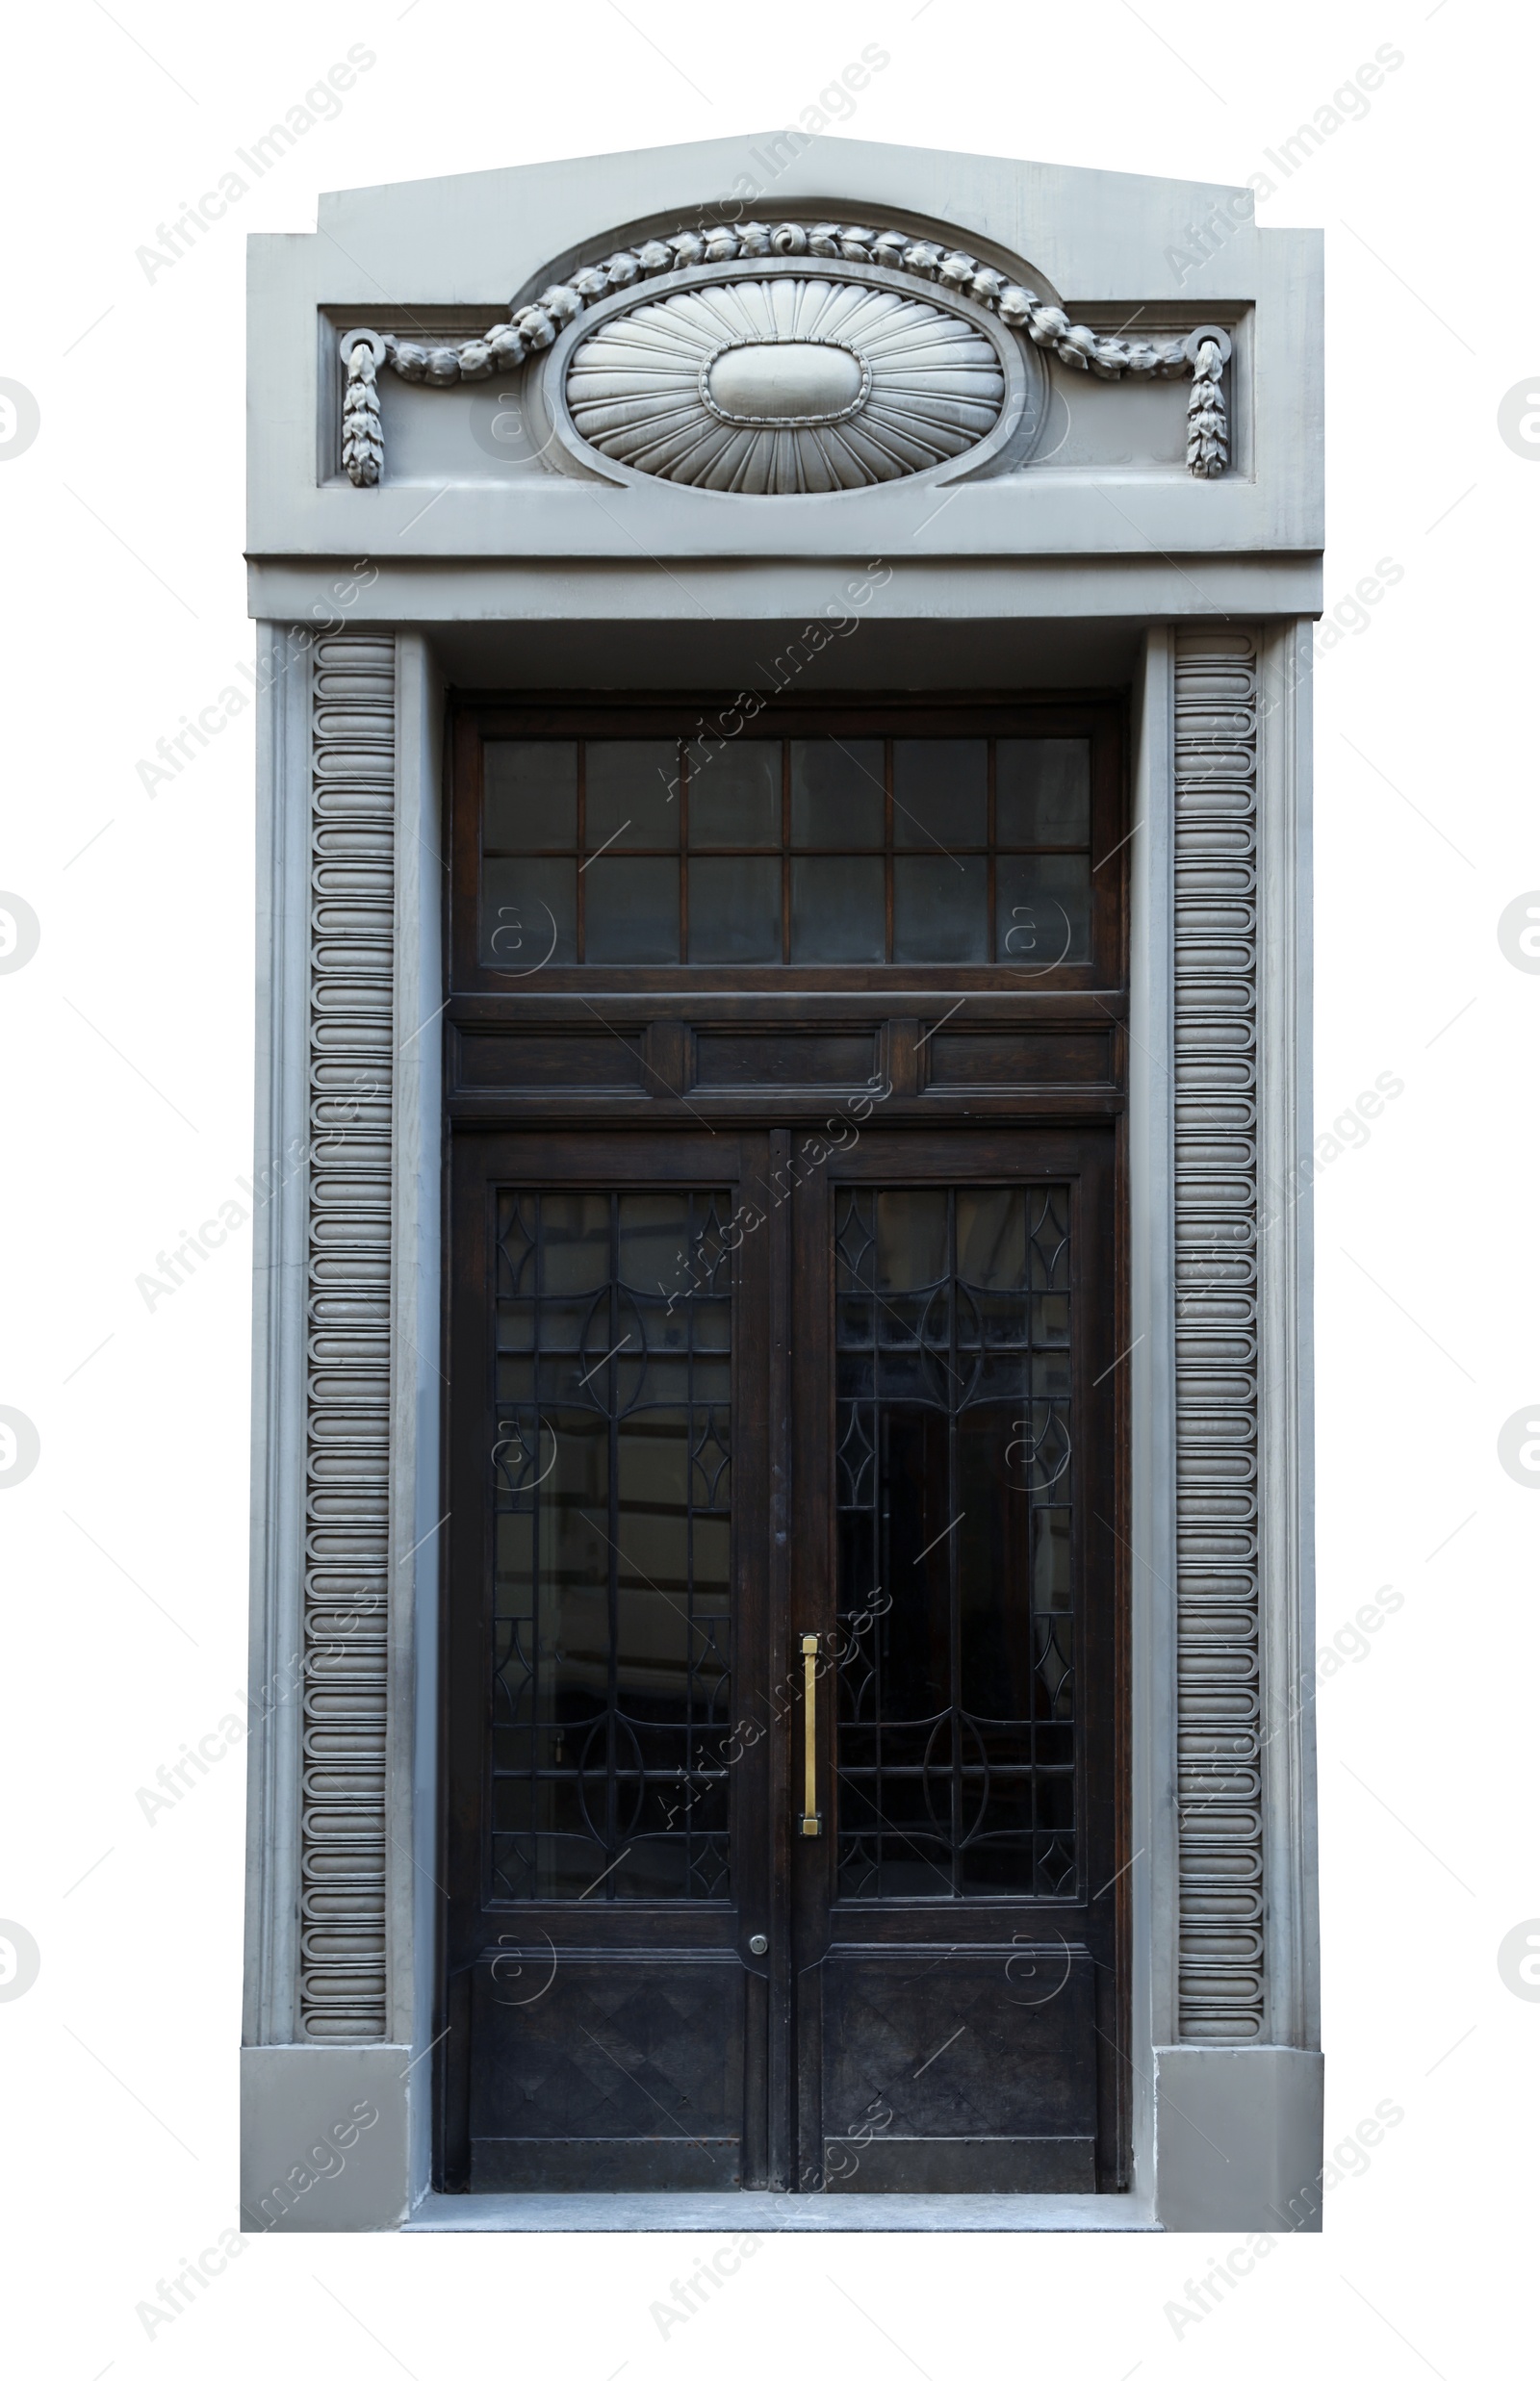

left=437, top=694, right=1130, bottom=2194
left=786, top=1128, right=1121, bottom=2193
left=441, top=1131, right=780, bottom=2190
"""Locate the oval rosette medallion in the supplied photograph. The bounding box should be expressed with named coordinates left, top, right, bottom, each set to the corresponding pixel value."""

left=565, top=275, right=1011, bottom=494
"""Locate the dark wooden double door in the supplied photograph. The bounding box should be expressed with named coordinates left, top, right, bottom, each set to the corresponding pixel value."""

left=441, top=1121, right=1124, bottom=2193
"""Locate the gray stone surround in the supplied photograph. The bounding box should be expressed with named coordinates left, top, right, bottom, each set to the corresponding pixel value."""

left=243, top=131, right=1322, bottom=2231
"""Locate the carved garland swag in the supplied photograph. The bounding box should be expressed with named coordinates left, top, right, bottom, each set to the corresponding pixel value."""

left=337, top=217, right=1232, bottom=488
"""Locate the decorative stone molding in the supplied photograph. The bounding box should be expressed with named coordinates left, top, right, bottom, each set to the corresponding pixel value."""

left=567, top=276, right=1006, bottom=492
left=300, top=634, right=395, bottom=2041
left=1185, top=331, right=1230, bottom=477
left=340, top=331, right=385, bottom=490
left=336, top=216, right=1230, bottom=486
left=1172, top=629, right=1264, bottom=2041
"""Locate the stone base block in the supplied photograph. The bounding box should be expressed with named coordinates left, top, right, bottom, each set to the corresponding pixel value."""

left=1154, top=2044, right=1325, bottom=2232
left=240, top=2044, right=412, bottom=2233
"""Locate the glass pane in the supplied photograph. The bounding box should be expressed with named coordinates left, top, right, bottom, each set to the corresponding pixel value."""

left=790, top=739, right=885, bottom=848
left=584, top=857, right=680, bottom=962
left=892, top=856, right=988, bottom=962
left=959, top=1409, right=1035, bottom=1724
left=539, top=1191, right=610, bottom=1300
left=996, top=738, right=1091, bottom=846
left=833, top=1184, right=1077, bottom=1902
left=485, top=741, right=577, bottom=851
left=491, top=1189, right=734, bottom=1901
left=482, top=857, right=578, bottom=968
left=790, top=856, right=885, bottom=961
left=688, top=857, right=781, bottom=962
left=956, top=1187, right=1028, bottom=1293
left=892, top=739, right=987, bottom=850
left=996, top=855, right=1091, bottom=967
left=584, top=740, right=680, bottom=851
left=617, top=1190, right=718, bottom=1295
left=874, top=1189, right=948, bottom=1294
left=688, top=741, right=781, bottom=846
left=477, top=729, right=1108, bottom=971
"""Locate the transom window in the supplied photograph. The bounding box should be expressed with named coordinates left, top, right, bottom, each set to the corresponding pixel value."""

left=477, top=734, right=1093, bottom=969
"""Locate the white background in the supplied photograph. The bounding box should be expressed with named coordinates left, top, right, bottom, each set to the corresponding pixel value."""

left=1, top=0, right=1532, bottom=2371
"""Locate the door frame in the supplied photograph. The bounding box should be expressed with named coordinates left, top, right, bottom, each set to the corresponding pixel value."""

left=242, top=623, right=1319, bottom=2228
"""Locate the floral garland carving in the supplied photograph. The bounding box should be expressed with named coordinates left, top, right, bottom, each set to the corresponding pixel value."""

left=1185, top=334, right=1229, bottom=476
left=337, top=218, right=1231, bottom=485
left=340, top=331, right=384, bottom=489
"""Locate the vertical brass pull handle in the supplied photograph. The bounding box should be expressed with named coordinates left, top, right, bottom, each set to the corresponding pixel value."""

left=800, top=1634, right=821, bottom=1837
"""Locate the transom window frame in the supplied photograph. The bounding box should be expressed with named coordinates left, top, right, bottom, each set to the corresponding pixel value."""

left=449, top=694, right=1127, bottom=997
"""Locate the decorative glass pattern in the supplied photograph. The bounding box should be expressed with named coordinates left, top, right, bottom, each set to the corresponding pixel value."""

left=479, top=735, right=1092, bottom=967
left=490, top=1190, right=732, bottom=1900
left=833, top=1186, right=1076, bottom=1899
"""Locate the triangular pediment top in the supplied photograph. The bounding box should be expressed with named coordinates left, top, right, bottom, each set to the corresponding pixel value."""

left=288, top=133, right=1276, bottom=309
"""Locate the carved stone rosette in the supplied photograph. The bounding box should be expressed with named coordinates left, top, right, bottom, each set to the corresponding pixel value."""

left=299, top=635, right=396, bottom=2040
left=1172, top=630, right=1265, bottom=2041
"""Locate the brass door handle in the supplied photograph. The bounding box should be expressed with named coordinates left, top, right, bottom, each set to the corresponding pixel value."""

left=800, top=1633, right=821, bottom=1837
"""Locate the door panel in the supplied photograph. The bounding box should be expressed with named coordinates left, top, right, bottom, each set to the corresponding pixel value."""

left=467, top=1953, right=747, bottom=2189
left=442, top=1134, right=776, bottom=2192
left=818, top=1947, right=1098, bottom=2191
left=789, top=1130, right=1122, bottom=2193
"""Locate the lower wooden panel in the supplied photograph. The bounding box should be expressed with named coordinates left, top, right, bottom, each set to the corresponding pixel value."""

left=467, top=1952, right=744, bottom=2194
left=817, top=1947, right=1098, bottom=2193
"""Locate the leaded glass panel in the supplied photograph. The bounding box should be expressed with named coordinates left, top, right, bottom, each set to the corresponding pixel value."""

left=833, top=1184, right=1076, bottom=1899
left=490, top=1190, right=733, bottom=1901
